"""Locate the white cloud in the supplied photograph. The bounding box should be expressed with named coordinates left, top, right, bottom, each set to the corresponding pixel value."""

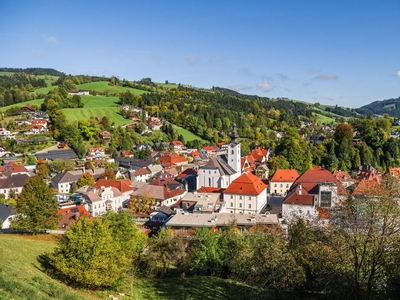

left=397, top=71, right=400, bottom=77
left=313, top=73, right=338, bottom=80
left=256, top=80, right=275, bottom=92
left=229, top=84, right=252, bottom=91
left=278, top=73, right=288, bottom=80
left=185, top=55, right=201, bottom=64
left=45, top=36, right=57, bottom=44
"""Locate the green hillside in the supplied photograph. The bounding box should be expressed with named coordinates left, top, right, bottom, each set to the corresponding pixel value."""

left=0, top=234, right=271, bottom=300
left=77, top=81, right=146, bottom=96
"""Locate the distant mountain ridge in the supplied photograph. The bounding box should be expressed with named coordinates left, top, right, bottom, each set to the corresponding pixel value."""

left=356, top=97, right=400, bottom=118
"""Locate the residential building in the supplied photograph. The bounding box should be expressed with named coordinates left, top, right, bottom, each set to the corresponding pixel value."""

left=282, top=167, right=346, bottom=222
left=130, top=167, right=151, bottom=182
left=51, top=168, right=105, bottom=194
left=269, top=169, right=300, bottom=195
left=78, top=185, right=124, bottom=216
left=222, top=172, right=268, bottom=214
left=181, top=192, right=220, bottom=213
left=0, top=173, right=31, bottom=199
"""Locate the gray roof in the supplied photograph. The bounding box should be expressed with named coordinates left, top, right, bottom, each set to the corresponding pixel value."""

left=0, top=204, right=12, bottom=224
left=115, top=157, right=153, bottom=170
left=202, top=156, right=236, bottom=176
left=51, top=170, right=83, bottom=184
left=0, top=173, right=30, bottom=189
left=35, top=149, right=78, bottom=160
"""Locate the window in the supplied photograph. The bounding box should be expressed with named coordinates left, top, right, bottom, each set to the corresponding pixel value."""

left=214, top=171, right=217, bottom=174
left=274, top=184, right=277, bottom=187
left=239, top=196, right=242, bottom=200
left=208, top=178, right=211, bottom=186
left=249, top=197, right=251, bottom=201
left=230, top=202, right=233, bottom=207
left=239, top=203, right=242, bottom=208
left=280, top=184, right=283, bottom=187
left=320, top=191, right=332, bottom=207
left=231, top=150, right=234, bottom=155
left=286, top=184, right=289, bottom=188
left=230, top=195, right=233, bottom=199
left=248, top=204, right=251, bottom=209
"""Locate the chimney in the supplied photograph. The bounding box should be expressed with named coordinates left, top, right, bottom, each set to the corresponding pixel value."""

left=298, top=184, right=302, bottom=195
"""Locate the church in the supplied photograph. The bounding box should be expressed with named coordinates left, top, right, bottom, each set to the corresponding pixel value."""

left=197, top=124, right=242, bottom=189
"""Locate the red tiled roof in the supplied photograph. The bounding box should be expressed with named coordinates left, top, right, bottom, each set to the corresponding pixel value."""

left=92, top=179, right=133, bottom=193
left=159, top=153, right=187, bottom=165
left=170, top=140, right=184, bottom=146
left=188, top=151, right=200, bottom=157
left=352, top=178, right=384, bottom=196
left=224, top=172, right=267, bottom=195
left=283, top=186, right=313, bottom=205
left=332, top=170, right=353, bottom=182
left=294, top=167, right=346, bottom=195
left=250, top=147, right=269, bottom=162
left=197, top=186, right=225, bottom=194
left=133, top=168, right=150, bottom=176
left=0, top=162, right=29, bottom=174
left=270, top=169, right=300, bottom=182
left=202, top=146, right=220, bottom=152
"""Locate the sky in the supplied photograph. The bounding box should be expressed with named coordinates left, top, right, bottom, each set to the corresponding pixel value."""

left=0, top=0, right=399, bottom=108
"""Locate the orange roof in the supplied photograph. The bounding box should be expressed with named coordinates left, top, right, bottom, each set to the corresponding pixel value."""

left=133, top=168, right=150, bottom=176
left=224, top=172, right=267, bottom=195
left=270, top=169, right=300, bottom=182
left=188, top=151, right=200, bottom=157
left=197, top=186, right=225, bottom=194
left=92, top=179, right=133, bottom=193
left=352, top=178, right=384, bottom=196
left=170, top=140, right=184, bottom=146
left=250, top=147, right=269, bottom=162
left=159, top=153, right=187, bottom=164
left=202, top=146, right=220, bottom=152
left=332, top=170, right=353, bottom=182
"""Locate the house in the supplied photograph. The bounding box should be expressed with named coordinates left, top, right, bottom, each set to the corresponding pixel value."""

left=159, top=152, right=188, bottom=167
left=77, top=185, right=124, bottom=216
left=115, top=157, right=153, bottom=170
left=32, top=118, right=48, bottom=128
left=135, top=143, right=152, bottom=151
left=149, top=206, right=174, bottom=226
left=0, top=173, right=31, bottom=199
left=0, top=203, right=13, bottom=229
left=250, top=147, right=270, bottom=165
left=222, top=172, right=268, bottom=214
left=180, top=192, right=220, bottom=213
left=20, top=105, right=36, bottom=113
left=169, top=140, right=185, bottom=151
left=166, top=212, right=279, bottom=235
left=29, top=125, right=45, bottom=134
left=15, top=119, right=32, bottom=126
left=68, top=89, right=90, bottom=95
left=120, top=150, right=134, bottom=158
left=332, top=170, right=355, bottom=188
left=148, top=117, right=162, bottom=130
left=269, top=169, right=300, bottom=196
left=130, top=177, right=187, bottom=207
left=51, top=168, right=105, bottom=194
left=200, top=146, right=223, bottom=157
left=130, top=167, right=151, bottom=182
left=57, top=206, right=91, bottom=229
left=99, top=131, right=111, bottom=140
left=86, top=147, right=105, bottom=160
left=197, top=124, right=242, bottom=189
left=0, top=162, right=30, bottom=177
left=282, top=167, right=346, bottom=222
left=92, top=178, right=133, bottom=200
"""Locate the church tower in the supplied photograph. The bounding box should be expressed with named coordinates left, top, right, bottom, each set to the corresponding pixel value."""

left=228, top=123, right=241, bottom=173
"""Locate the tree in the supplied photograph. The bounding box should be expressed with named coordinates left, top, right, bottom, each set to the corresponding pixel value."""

left=99, top=169, right=116, bottom=180
left=328, top=175, right=400, bottom=299
left=128, top=194, right=155, bottom=214
left=36, top=159, right=50, bottom=179
left=76, top=172, right=95, bottom=189
left=49, top=213, right=145, bottom=289
left=13, top=175, right=59, bottom=231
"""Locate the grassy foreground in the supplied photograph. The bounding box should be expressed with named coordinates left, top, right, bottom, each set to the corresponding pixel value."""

left=0, top=234, right=272, bottom=300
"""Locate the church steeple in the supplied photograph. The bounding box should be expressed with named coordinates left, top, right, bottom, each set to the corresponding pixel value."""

left=229, top=123, right=239, bottom=143
left=228, top=123, right=241, bottom=173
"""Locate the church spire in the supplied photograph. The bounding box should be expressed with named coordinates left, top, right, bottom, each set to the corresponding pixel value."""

left=229, top=123, right=239, bottom=143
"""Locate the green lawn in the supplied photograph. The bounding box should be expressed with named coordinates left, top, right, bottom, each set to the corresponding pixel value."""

left=0, top=98, right=45, bottom=112
left=0, top=72, right=14, bottom=76
left=0, top=234, right=273, bottom=300
left=77, top=82, right=146, bottom=96
left=63, top=106, right=127, bottom=126
left=173, top=125, right=205, bottom=142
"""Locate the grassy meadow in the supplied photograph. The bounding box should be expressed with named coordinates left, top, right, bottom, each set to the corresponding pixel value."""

left=77, top=82, right=146, bottom=96
left=173, top=125, right=205, bottom=142
left=0, top=234, right=272, bottom=300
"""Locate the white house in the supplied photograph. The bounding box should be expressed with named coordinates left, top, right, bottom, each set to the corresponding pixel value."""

left=79, top=186, right=124, bottom=217
left=269, top=169, right=300, bottom=196
left=222, top=172, right=267, bottom=214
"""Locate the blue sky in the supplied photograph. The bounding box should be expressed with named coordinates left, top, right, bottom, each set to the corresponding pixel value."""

left=1, top=0, right=399, bottom=108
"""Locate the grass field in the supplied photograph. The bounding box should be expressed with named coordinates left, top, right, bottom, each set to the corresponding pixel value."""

left=173, top=125, right=205, bottom=142
left=0, top=98, right=45, bottom=112
left=77, top=82, right=146, bottom=96
left=0, top=234, right=272, bottom=300
left=63, top=106, right=127, bottom=126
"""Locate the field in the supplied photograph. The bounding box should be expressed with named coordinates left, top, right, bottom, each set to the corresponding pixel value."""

left=0, top=234, right=271, bottom=300
left=77, top=82, right=146, bottom=96
left=173, top=125, right=205, bottom=142
left=0, top=98, right=45, bottom=112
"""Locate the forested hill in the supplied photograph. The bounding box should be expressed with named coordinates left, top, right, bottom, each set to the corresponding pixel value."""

left=0, top=67, right=65, bottom=76
left=356, top=97, right=400, bottom=117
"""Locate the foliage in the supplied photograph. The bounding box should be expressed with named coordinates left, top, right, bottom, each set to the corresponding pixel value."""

left=99, top=168, right=116, bottom=180
left=49, top=213, right=145, bottom=289
left=13, top=175, right=59, bottom=231
left=75, top=172, right=94, bottom=189
left=128, top=194, right=155, bottom=214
